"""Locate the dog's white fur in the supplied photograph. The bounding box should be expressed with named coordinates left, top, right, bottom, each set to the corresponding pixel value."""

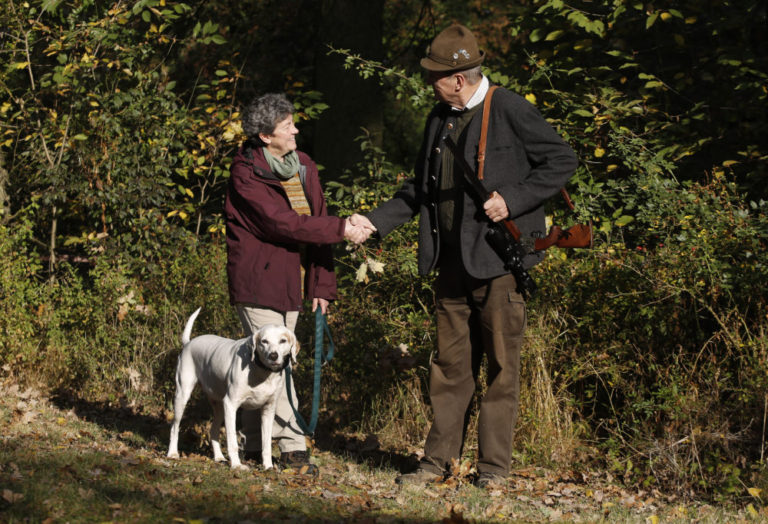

left=166, top=307, right=298, bottom=470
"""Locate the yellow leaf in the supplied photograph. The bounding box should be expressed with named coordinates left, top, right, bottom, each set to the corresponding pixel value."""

left=607, top=164, right=618, bottom=172
left=660, top=12, right=672, bottom=21
left=525, top=93, right=537, bottom=105
left=748, top=487, right=762, bottom=498
left=12, top=61, right=29, bottom=69
left=167, top=210, right=178, bottom=217
left=722, top=160, right=739, bottom=167
left=646, top=516, right=659, bottom=524
left=747, top=504, right=759, bottom=517
left=545, top=30, right=564, bottom=41
left=179, top=211, right=188, bottom=220
left=185, top=188, right=193, bottom=198
left=594, top=147, right=606, bottom=158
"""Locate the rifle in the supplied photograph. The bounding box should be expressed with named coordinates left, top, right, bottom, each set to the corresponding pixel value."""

left=444, top=135, right=537, bottom=299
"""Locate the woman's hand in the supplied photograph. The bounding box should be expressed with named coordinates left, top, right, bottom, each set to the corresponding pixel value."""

left=312, top=297, right=329, bottom=315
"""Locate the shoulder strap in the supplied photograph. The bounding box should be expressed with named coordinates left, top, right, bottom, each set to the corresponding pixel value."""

left=477, top=85, right=499, bottom=181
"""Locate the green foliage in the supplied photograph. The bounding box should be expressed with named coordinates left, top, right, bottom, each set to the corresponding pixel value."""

left=0, top=213, right=45, bottom=369
left=0, top=0, right=239, bottom=266
left=0, top=221, right=235, bottom=402
left=533, top=173, right=768, bottom=496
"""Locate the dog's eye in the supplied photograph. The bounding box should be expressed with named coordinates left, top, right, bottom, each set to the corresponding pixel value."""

left=279, top=338, right=287, bottom=344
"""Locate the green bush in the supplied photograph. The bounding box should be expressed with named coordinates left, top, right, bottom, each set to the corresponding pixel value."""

left=0, top=219, right=236, bottom=406
left=0, top=214, right=46, bottom=371
left=533, top=173, right=768, bottom=496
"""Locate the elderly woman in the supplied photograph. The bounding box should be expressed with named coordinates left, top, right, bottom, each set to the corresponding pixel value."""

left=224, top=93, right=367, bottom=474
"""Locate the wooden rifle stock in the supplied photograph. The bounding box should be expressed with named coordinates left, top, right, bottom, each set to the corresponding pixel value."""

left=533, top=223, right=593, bottom=251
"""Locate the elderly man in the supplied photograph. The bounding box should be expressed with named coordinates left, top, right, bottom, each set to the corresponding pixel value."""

left=352, top=24, right=577, bottom=488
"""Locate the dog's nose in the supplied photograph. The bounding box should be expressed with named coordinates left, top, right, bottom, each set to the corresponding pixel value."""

left=268, top=351, right=279, bottom=361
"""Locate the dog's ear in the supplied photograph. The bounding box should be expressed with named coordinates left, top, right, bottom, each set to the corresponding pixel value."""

left=287, top=329, right=299, bottom=365
left=248, top=332, right=260, bottom=358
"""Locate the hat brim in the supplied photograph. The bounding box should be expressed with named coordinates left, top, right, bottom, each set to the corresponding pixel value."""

left=420, top=51, right=485, bottom=72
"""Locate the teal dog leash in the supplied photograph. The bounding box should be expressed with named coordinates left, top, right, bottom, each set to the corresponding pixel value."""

left=284, top=308, right=335, bottom=436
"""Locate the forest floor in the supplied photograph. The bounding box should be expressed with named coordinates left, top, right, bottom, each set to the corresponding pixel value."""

left=0, top=380, right=760, bottom=523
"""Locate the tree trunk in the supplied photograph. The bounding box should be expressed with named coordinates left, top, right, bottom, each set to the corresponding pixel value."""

left=49, top=205, right=57, bottom=283
left=313, top=0, right=385, bottom=182
left=0, top=150, right=9, bottom=222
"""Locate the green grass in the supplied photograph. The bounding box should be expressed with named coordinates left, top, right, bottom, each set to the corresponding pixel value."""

left=0, top=381, right=758, bottom=523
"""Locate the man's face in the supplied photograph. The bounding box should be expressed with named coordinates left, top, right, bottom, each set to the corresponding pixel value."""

left=426, top=70, right=458, bottom=105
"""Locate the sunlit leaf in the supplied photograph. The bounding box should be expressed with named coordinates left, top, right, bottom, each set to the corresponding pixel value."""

left=545, top=30, right=564, bottom=41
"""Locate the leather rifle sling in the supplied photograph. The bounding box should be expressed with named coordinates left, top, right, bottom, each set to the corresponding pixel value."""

left=476, top=85, right=499, bottom=181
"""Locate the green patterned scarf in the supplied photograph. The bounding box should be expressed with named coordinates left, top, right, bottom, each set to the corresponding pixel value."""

left=263, top=148, right=300, bottom=180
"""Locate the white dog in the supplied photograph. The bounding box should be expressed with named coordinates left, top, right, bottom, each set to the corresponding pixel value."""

left=166, top=307, right=298, bottom=470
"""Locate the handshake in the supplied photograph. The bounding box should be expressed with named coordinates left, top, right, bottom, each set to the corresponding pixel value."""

left=343, top=214, right=377, bottom=244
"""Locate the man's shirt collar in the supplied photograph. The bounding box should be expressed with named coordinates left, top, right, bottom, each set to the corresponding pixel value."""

left=451, top=75, right=489, bottom=112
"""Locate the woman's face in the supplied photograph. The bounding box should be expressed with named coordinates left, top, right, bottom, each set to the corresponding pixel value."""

left=260, top=114, right=298, bottom=158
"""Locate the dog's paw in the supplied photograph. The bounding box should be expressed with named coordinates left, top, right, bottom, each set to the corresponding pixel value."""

left=231, top=462, right=250, bottom=471
left=167, top=451, right=179, bottom=459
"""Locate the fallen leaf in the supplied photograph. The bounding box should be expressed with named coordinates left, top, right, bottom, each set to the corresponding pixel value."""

left=2, top=489, right=24, bottom=503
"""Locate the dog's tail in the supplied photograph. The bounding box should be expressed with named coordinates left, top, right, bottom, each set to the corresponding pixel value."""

left=181, top=307, right=202, bottom=346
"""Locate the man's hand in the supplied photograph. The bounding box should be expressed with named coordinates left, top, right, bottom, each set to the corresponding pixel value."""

left=344, top=214, right=377, bottom=244
left=483, top=191, right=509, bottom=222
left=344, top=218, right=369, bottom=244
left=312, top=297, right=329, bottom=315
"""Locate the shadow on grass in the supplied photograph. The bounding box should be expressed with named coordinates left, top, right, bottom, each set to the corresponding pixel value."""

left=314, top=426, right=421, bottom=475
left=47, top=388, right=421, bottom=482
left=1, top=436, right=442, bottom=523
left=49, top=387, right=212, bottom=455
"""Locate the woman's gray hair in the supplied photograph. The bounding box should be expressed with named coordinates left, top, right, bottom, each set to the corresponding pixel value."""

left=241, top=93, right=294, bottom=140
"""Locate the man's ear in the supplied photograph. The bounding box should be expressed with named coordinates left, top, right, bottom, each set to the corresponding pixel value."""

left=258, top=132, right=271, bottom=145
left=453, top=73, right=466, bottom=92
